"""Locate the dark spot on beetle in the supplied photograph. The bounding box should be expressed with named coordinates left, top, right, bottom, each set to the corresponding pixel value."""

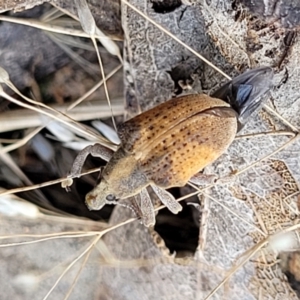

left=163, top=115, right=168, bottom=119
left=173, top=141, right=177, bottom=146
left=171, top=134, right=175, bottom=138
left=149, top=125, right=154, bottom=130
left=163, top=164, right=168, bottom=169
left=163, top=146, right=167, bottom=150
left=187, top=131, right=191, bottom=135
left=160, top=125, right=165, bottom=129
left=154, top=112, right=160, bottom=117
left=193, top=145, right=196, bottom=149
left=183, top=143, right=187, bottom=147
left=187, top=149, right=190, bottom=152
left=147, top=136, right=151, bottom=140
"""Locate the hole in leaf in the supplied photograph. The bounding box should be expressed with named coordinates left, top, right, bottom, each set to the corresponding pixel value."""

left=154, top=187, right=199, bottom=255
left=151, top=0, right=182, bottom=14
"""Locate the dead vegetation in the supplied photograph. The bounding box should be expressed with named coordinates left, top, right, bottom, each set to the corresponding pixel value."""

left=0, top=0, right=300, bottom=299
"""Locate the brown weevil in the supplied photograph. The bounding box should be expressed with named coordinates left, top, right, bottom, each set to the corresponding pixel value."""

left=64, top=67, right=274, bottom=226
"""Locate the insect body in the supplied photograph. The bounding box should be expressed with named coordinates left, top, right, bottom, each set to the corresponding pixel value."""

left=66, top=67, right=274, bottom=226
left=93, top=95, right=237, bottom=199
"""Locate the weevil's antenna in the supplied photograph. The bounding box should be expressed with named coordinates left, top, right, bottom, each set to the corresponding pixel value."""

left=106, top=198, right=141, bottom=219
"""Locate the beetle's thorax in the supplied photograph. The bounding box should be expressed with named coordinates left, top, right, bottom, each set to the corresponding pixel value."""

left=100, top=147, right=149, bottom=199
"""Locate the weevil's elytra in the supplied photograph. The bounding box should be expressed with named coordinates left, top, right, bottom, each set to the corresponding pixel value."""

left=118, top=94, right=234, bottom=154
left=136, top=99, right=238, bottom=188
left=66, top=67, right=274, bottom=226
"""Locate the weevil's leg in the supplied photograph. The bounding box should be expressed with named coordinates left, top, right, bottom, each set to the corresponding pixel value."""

left=69, top=143, right=114, bottom=177
left=131, top=191, right=155, bottom=227
left=140, top=188, right=155, bottom=227
left=151, top=185, right=182, bottom=214
left=62, top=144, right=114, bottom=190
left=189, top=173, right=217, bottom=185
left=132, top=195, right=143, bottom=220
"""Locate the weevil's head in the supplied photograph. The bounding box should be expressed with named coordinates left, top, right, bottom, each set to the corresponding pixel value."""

left=212, top=67, right=274, bottom=130
left=85, top=179, right=117, bottom=210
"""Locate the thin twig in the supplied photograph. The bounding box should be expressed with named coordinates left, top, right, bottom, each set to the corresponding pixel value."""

left=42, top=235, right=101, bottom=300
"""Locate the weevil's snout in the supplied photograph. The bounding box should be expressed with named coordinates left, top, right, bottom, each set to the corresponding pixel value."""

left=85, top=181, right=113, bottom=210
left=85, top=191, right=106, bottom=210
left=212, top=67, right=274, bottom=129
